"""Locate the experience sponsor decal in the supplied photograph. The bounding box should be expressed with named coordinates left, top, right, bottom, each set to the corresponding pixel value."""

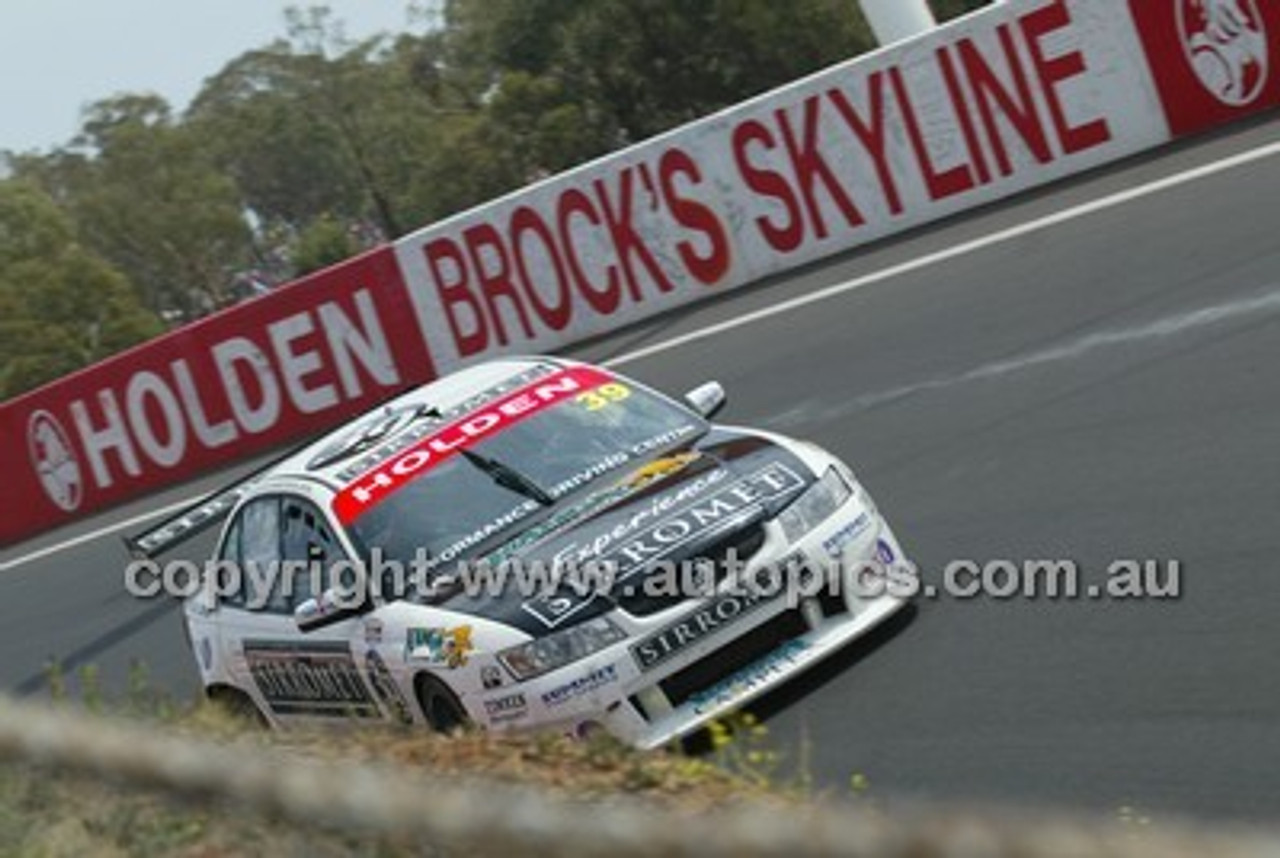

left=1129, top=0, right=1280, bottom=136
left=332, top=366, right=613, bottom=523
left=243, top=640, right=380, bottom=718
left=540, top=663, right=619, bottom=708
left=478, top=430, right=703, bottom=569
left=553, top=463, right=800, bottom=568
left=630, top=583, right=782, bottom=672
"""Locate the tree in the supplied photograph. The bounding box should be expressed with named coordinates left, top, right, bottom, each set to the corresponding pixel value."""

left=188, top=11, right=456, bottom=243
left=13, top=95, right=255, bottom=320
left=2, top=0, right=944, bottom=399
left=290, top=213, right=360, bottom=276
left=186, top=44, right=368, bottom=231
left=0, top=181, right=161, bottom=398
left=445, top=0, right=876, bottom=149
left=930, top=0, right=993, bottom=22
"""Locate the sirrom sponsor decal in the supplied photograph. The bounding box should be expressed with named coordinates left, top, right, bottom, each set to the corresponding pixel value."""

left=630, top=584, right=782, bottom=672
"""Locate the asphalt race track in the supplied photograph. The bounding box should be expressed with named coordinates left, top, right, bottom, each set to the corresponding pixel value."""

left=4, top=117, right=1280, bottom=823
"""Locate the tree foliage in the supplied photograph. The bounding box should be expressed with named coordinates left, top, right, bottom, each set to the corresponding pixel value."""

left=0, top=182, right=161, bottom=398
left=0, top=1, right=991, bottom=399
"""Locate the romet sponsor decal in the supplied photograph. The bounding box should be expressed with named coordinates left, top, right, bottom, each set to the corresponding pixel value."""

left=244, top=640, right=379, bottom=718
left=522, top=462, right=805, bottom=629
left=332, top=366, right=612, bottom=523
left=558, top=462, right=802, bottom=568
left=631, top=584, right=783, bottom=672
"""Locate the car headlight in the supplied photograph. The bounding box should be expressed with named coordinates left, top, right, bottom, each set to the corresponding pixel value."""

left=497, top=616, right=627, bottom=681
left=777, top=467, right=853, bottom=542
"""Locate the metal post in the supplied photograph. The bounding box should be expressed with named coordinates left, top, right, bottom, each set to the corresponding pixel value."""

left=859, top=0, right=937, bottom=45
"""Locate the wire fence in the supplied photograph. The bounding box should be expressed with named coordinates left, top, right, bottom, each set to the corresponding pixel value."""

left=0, top=695, right=1276, bottom=857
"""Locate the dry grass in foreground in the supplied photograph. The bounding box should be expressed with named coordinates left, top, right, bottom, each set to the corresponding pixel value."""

left=0, top=675, right=815, bottom=858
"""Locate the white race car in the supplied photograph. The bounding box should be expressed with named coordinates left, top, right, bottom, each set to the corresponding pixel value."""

left=128, top=357, right=913, bottom=748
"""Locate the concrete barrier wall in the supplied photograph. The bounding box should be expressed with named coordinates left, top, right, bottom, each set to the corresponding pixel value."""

left=3, top=0, right=1278, bottom=546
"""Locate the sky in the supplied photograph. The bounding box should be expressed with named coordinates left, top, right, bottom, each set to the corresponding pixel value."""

left=0, top=1, right=428, bottom=153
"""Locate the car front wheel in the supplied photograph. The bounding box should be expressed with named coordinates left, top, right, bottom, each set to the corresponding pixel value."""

left=415, top=674, right=469, bottom=733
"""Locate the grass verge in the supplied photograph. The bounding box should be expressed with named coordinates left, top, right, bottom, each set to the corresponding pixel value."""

left=0, top=664, right=814, bottom=857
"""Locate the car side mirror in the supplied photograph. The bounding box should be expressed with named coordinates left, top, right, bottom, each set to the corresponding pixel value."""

left=294, top=588, right=364, bottom=633
left=684, top=381, right=726, bottom=420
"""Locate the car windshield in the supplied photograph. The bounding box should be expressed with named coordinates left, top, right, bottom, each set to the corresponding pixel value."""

left=343, top=379, right=706, bottom=568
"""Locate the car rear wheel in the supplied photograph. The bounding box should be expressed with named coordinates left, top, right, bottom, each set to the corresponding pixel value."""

left=415, top=674, right=469, bottom=733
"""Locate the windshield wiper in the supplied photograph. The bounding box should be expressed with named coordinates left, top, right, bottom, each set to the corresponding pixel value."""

left=459, top=448, right=555, bottom=507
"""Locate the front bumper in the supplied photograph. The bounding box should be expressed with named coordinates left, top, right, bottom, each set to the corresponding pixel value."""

left=468, top=491, right=915, bottom=748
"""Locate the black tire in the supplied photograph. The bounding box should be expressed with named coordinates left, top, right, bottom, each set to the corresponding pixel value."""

left=415, top=674, right=469, bottom=733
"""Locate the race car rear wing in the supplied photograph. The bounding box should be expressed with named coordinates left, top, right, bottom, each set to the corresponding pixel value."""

left=122, top=454, right=286, bottom=560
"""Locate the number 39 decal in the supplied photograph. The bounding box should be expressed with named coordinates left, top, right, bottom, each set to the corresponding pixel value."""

left=576, top=383, right=631, bottom=411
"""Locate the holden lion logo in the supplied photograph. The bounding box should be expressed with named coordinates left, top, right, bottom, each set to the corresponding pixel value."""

left=27, top=410, right=83, bottom=512
left=1179, top=0, right=1269, bottom=106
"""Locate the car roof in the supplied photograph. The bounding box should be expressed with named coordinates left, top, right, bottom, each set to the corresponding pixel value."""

left=266, top=355, right=571, bottom=492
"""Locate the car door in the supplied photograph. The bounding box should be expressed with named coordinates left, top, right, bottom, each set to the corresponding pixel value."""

left=217, top=493, right=386, bottom=725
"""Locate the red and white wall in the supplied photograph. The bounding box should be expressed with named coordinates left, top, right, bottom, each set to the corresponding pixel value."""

left=3, top=0, right=1278, bottom=547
